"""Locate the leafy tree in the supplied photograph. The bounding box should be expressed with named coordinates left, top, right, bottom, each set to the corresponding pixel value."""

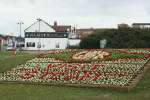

left=80, top=36, right=100, bottom=49
left=80, top=28, right=150, bottom=48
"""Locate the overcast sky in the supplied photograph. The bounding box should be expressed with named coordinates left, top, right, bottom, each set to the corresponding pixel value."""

left=0, top=0, right=150, bottom=36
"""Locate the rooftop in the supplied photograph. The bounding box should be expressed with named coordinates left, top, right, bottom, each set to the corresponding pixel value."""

left=132, top=23, right=150, bottom=25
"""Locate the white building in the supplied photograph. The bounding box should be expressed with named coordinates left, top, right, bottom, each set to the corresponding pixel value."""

left=0, top=35, right=4, bottom=51
left=0, top=34, right=24, bottom=51
left=24, top=19, right=80, bottom=50
left=68, top=39, right=81, bottom=46
left=132, top=23, right=150, bottom=29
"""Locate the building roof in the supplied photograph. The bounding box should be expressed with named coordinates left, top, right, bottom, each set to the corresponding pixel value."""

left=75, top=28, right=95, bottom=38
left=52, top=25, right=71, bottom=32
left=76, top=28, right=112, bottom=38
left=76, top=28, right=95, bottom=34
left=51, top=21, right=71, bottom=32
left=118, top=23, right=129, bottom=29
left=24, top=20, right=72, bottom=33
left=0, top=34, right=23, bottom=40
left=0, top=34, right=7, bottom=40
left=0, top=34, right=3, bottom=38
left=132, top=23, right=150, bottom=25
left=24, top=19, right=55, bottom=33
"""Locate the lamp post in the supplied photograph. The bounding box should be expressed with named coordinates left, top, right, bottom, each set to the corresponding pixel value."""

left=18, top=21, right=24, bottom=38
left=17, top=21, right=24, bottom=51
left=37, top=18, right=42, bottom=32
left=36, top=18, right=42, bottom=52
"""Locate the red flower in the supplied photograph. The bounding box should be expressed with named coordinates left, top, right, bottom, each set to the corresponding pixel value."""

left=147, top=54, right=150, bottom=59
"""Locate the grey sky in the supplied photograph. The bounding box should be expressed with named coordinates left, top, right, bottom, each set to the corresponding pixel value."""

left=0, top=0, right=150, bottom=36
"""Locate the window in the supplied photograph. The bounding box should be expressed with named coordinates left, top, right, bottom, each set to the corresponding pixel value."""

left=16, top=43, right=25, bottom=48
left=30, top=33, right=33, bottom=37
left=37, top=33, right=40, bottom=38
left=64, top=34, right=67, bottom=37
left=37, top=42, right=41, bottom=48
left=55, top=43, right=60, bottom=48
left=26, top=42, right=35, bottom=47
left=25, top=33, right=29, bottom=38
left=47, top=33, right=50, bottom=37
left=43, top=33, right=46, bottom=38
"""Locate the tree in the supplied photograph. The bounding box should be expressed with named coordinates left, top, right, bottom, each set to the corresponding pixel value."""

left=80, top=36, right=100, bottom=49
left=80, top=28, right=150, bottom=48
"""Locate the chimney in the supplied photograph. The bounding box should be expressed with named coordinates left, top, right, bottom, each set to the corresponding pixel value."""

left=54, top=21, right=57, bottom=26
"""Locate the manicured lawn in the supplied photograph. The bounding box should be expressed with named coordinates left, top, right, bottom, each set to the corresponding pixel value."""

left=0, top=51, right=36, bottom=73
left=0, top=51, right=150, bottom=100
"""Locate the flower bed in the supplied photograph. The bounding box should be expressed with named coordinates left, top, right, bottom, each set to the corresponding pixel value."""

left=72, top=50, right=110, bottom=61
left=0, top=49, right=150, bottom=91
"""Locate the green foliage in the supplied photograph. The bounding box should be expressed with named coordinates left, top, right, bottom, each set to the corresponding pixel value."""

left=80, top=35, right=100, bottom=49
left=80, top=28, right=150, bottom=48
left=47, top=52, right=71, bottom=61
left=111, top=53, right=146, bottom=59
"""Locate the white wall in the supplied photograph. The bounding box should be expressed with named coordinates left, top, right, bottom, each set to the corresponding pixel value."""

left=68, top=39, right=81, bottom=46
left=25, top=38, right=68, bottom=50
left=0, top=39, right=7, bottom=51
left=140, top=25, right=150, bottom=28
left=25, top=21, right=55, bottom=33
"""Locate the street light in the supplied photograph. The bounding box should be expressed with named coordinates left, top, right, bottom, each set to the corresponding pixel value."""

left=17, top=21, right=24, bottom=51
left=17, top=21, right=24, bottom=37
left=37, top=18, right=42, bottom=32
left=36, top=18, right=42, bottom=51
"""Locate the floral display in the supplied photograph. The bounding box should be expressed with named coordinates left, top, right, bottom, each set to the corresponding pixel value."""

left=48, top=49, right=77, bottom=54
left=26, top=58, right=64, bottom=63
left=72, top=50, right=110, bottom=61
left=0, top=49, right=150, bottom=89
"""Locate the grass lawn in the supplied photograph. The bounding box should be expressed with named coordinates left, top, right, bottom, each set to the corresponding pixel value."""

left=0, top=51, right=150, bottom=100
left=0, top=51, right=36, bottom=72
left=47, top=52, right=71, bottom=61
